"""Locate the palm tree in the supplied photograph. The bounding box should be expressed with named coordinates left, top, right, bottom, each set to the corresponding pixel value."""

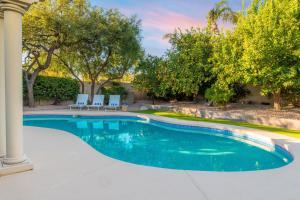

left=207, top=0, right=238, bottom=34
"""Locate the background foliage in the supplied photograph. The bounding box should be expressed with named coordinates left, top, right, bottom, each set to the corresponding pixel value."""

left=134, top=0, right=300, bottom=110
left=161, top=29, right=213, bottom=97
left=23, top=76, right=80, bottom=105
left=101, top=82, right=128, bottom=104
left=236, top=0, right=300, bottom=110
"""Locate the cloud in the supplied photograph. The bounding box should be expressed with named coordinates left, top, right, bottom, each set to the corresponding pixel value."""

left=143, top=32, right=170, bottom=46
left=107, top=2, right=206, bottom=55
left=94, top=0, right=246, bottom=56
left=120, top=4, right=204, bottom=55
left=120, top=5, right=203, bottom=33
left=143, top=7, right=203, bottom=33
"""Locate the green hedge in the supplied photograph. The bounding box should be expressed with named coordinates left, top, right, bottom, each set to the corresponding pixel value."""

left=23, top=76, right=80, bottom=105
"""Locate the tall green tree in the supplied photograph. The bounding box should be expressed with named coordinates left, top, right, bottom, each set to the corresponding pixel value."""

left=160, top=29, right=213, bottom=98
left=207, top=0, right=238, bottom=34
left=69, top=8, right=142, bottom=101
left=23, top=0, right=89, bottom=107
left=206, top=30, right=244, bottom=106
left=237, top=0, right=300, bottom=110
left=133, top=55, right=163, bottom=104
left=55, top=48, right=86, bottom=93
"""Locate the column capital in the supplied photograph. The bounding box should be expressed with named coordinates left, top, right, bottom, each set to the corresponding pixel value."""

left=0, top=9, right=3, bottom=18
left=0, top=0, right=34, bottom=15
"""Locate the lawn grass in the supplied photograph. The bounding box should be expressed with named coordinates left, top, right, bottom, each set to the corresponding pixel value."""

left=135, top=110, right=300, bottom=139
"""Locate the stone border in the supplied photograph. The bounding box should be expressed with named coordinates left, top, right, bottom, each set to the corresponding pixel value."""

left=172, top=106, right=300, bottom=130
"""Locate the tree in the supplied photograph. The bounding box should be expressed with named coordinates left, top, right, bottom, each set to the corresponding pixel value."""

left=22, top=0, right=89, bottom=107
left=160, top=29, right=213, bottom=99
left=55, top=48, right=86, bottom=94
left=237, top=0, right=300, bottom=110
left=207, top=0, right=238, bottom=34
left=70, top=8, right=142, bottom=102
left=205, top=84, right=234, bottom=108
left=207, top=30, right=244, bottom=106
left=133, top=55, right=163, bottom=104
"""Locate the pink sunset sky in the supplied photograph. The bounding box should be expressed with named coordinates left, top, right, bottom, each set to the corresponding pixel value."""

left=91, top=0, right=248, bottom=56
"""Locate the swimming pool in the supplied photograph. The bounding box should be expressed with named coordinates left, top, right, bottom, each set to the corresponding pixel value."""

left=23, top=115, right=293, bottom=172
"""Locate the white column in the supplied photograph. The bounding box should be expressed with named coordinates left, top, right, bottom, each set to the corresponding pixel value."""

left=1, top=0, right=30, bottom=165
left=0, top=10, right=5, bottom=158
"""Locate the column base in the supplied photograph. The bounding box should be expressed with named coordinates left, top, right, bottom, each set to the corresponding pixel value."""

left=0, top=157, right=33, bottom=176
left=3, top=154, right=26, bottom=165
left=0, top=153, right=5, bottom=158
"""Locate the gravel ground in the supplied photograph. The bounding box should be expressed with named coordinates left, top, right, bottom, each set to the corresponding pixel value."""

left=176, top=103, right=300, bottom=120
left=23, top=101, right=300, bottom=120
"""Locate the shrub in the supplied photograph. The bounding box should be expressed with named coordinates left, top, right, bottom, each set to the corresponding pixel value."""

left=282, top=87, right=300, bottom=107
left=101, top=82, right=128, bottom=104
left=205, top=84, right=234, bottom=107
left=231, top=84, right=250, bottom=103
left=23, top=76, right=80, bottom=105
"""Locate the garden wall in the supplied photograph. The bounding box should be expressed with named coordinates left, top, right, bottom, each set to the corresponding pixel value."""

left=32, top=100, right=73, bottom=106
left=240, top=86, right=272, bottom=104
left=82, top=82, right=148, bottom=103
left=172, top=106, right=300, bottom=130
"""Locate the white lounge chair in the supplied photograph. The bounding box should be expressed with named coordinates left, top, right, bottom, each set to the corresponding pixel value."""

left=105, top=95, right=121, bottom=111
left=69, top=94, right=89, bottom=110
left=87, top=95, right=104, bottom=110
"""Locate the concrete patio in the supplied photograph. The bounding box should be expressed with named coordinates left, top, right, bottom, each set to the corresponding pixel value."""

left=0, top=111, right=300, bottom=200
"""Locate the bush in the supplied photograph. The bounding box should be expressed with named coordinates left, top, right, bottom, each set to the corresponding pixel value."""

left=23, top=76, right=80, bottom=105
left=282, top=87, right=300, bottom=107
left=231, top=84, right=250, bottom=103
left=101, top=82, right=128, bottom=104
left=205, top=85, right=234, bottom=107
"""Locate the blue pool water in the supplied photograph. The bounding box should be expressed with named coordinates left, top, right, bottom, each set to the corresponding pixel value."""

left=23, top=115, right=293, bottom=171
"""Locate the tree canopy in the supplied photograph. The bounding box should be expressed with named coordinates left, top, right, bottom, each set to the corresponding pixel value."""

left=207, top=0, right=238, bottom=34
left=23, top=0, right=142, bottom=106
left=237, top=0, right=300, bottom=110
left=23, top=0, right=90, bottom=107
left=65, top=7, right=142, bottom=101
left=22, top=0, right=300, bottom=110
left=160, top=29, right=213, bottom=97
left=133, top=55, right=164, bottom=104
left=134, top=0, right=300, bottom=110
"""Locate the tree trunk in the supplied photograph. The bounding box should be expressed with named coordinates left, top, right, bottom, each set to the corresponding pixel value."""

left=90, top=80, right=96, bottom=103
left=96, top=84, right=103, bottom=95
left=273, top=90, right=281, bottom=111
left=25, top=71, right=39, bottom=108
left=27, top=82, right=35, bottom=108
left=80, top=81, right=85, bottom=94
left=97, top=87, right=102, bottom=95
left=96, top=80, right=111, bottom=94
left=210, top=21, right=219, bottom=35
left=152, top=95, right=155, bottom=105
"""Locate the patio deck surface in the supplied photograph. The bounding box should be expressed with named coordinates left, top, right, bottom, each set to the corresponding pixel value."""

left=0, top=110, right=300, bottom=200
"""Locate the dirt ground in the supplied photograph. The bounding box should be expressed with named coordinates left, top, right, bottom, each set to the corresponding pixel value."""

left=173, top=102, right=300, bottom=120
left=24, top=101, right=300, bottom=120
